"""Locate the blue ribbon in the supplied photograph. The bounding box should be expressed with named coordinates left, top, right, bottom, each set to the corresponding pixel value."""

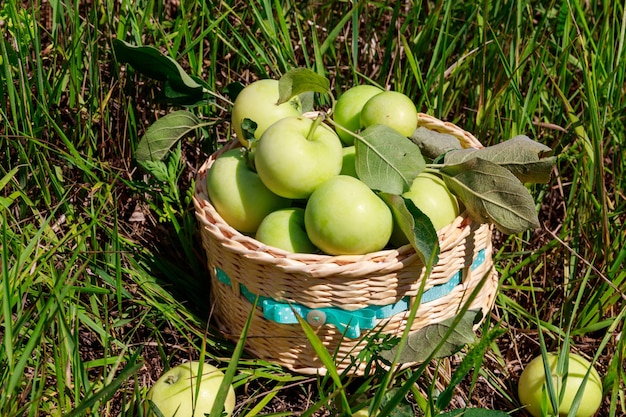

left=215, top=248, right=485, bottom=338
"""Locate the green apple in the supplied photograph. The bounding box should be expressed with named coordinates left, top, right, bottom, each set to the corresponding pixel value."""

left=340, top=145, right=357, bottom=178
left=206, top=148, right=290, bottom=233
left=255, top=207, right=318, bottom=253
left=304, top=175, right=393, bottom=255
left=360, top=90, right=418, bottom=137
left=333, top=84, right=383, bottom=145
left=518, top=352, right=603, bottom=417
left=404, top=172, right=459, bottom=230
left=146, top=361, right=236, bottom=417
left=231, top=78, right=302, bottom=146
left=254, top=116, right=343, bottom=199
left=391, top=172, right=459, bottom=247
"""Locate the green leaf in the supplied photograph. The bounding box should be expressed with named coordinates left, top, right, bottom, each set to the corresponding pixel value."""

left=296, top=312, right=351, bottom=414
left=240, top=118, right=258, bottom=144
left=113, top=39, right=200, bottom=88
left=113, top=39, right=206, bottom=105
left=440, top=158, right=540, bottom=234
left=356, top=125, right=426, bottom=194
left=65, top=351, right=144, bottom=417
left=444, top=135, right=556, bottom=183
left=223, top=81, right=245, bottom=101
left=135, top=110, right=200, bottom=163
left=298, top=91, right=316, bottom=113
left=439, top=408, right=510, bottom=417
left=436, top=325, right=507, bottom=410
left=379, top=193, right=439, bottom=266
left=380, top=387, right=415, bottom=417
left=161, top=79, right=210, bottom=107
left=0, top=167, right=19, bottom=192
left=209, top=297, right=258, bottom=417
left=380, top=310, right=482, bottom=364
left=410, top=126, right=464, bottom=160
left=277, top=68, right=330, bottom=105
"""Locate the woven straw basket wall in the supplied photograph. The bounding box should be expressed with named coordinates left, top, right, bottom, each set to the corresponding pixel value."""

left=193, top=113, right=499, bottom=375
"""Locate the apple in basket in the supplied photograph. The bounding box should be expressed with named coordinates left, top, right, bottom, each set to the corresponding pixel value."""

left=332, top=84, right=383, bottom=145
left=254, top=115, right=344, bottom=199
left=517, top=352, right=603, bottom=417
left=304, top=175, right=393, bottom=255
left=146, top=361, right=236, bottom=417
left=255, top=207, right=318, bottom=253
left=206, top=148, right=291, bottom=233
left=391, top=172, right=460, bottom=246
left=404, top=172, right=459, bottom=230
left=360, top=90, right=419, bottom=137
left=231, top=78, right=303, bottom=146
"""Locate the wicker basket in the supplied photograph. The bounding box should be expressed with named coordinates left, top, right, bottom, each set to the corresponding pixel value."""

left=193, top=113, right=499, bottom=375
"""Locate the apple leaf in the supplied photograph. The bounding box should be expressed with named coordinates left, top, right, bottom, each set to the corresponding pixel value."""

left=379, top=193, right=439, bottom=267
left=277, top=68, right=331, bottom=105
left=223, top=81, right=245, bottom=101
left=241, top=118, right=258, bottom=144
left=380, top=309, right=482, bottom=364
left=298, top=91, right=316, bottom=113
left=356, top=125, right=426, bottom=194
left=135, top=110, right=201, bottom=163
left=113, top=39, right=207, bottom=106
left=444, top=135, right=556, bottom=183
left=410, top=126, right=464, bottom=160
left=440, top=158, right=540, bottom=234
left=160, top=75, right=213, bottom=107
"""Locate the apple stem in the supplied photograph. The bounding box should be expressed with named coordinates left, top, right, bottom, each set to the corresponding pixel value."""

left=306, top=113, right=326, bottom=141
left=242, top=147, right=257, bottom=172
left=325, top=116, right=360, bottom=144
left=327, top=94, right=337, bottom=118
left=424, top=165, right=445, bottom=173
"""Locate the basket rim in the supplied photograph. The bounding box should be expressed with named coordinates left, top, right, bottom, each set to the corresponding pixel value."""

left=194, top=176, right=481, bottom=267
left=193, top=112, right=486, bottom=268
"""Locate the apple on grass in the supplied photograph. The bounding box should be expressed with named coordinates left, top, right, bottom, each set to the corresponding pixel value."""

left=231, top=78, right=302, bottom=146
left=360, top=90, right=418, bottom=138
left=206, top=148, right=291, bottom=233
left=146, top=361, right=236, bottom=417
left=332, top=84, right=383, bottom=145
left=255, top=207, right=318, bottom=253
left=254, top=116, right=343, bottom=199
left=304, top=175, right=393, bottom=255
left=518, top=352, right=603, bottom=417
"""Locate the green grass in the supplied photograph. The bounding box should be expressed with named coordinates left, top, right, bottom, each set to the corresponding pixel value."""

left=1, top=0, right=625, bottom=416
